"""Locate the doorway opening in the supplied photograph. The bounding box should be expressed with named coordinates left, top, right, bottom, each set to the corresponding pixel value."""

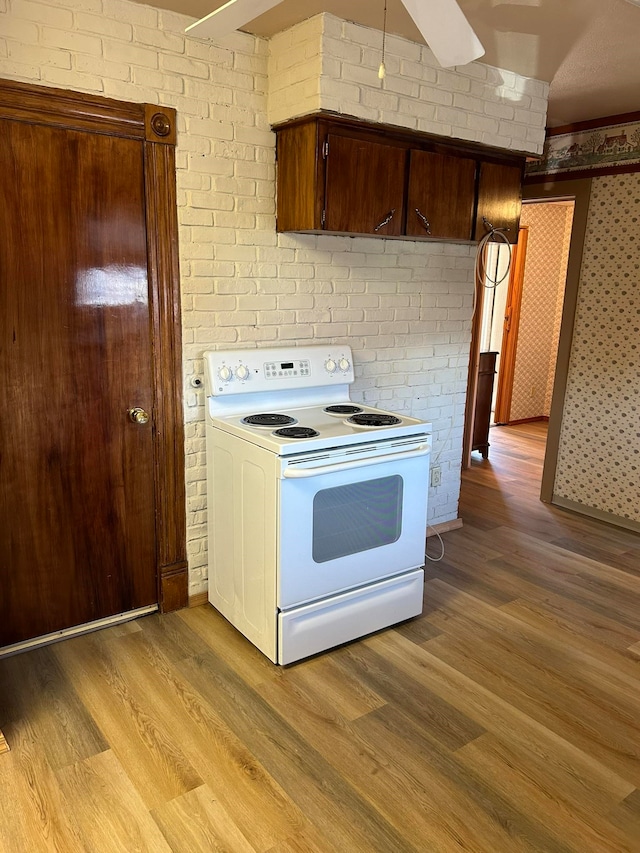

left=490, top=199, right=575, bottom=430
left=464, top=193, right=583, bottom=497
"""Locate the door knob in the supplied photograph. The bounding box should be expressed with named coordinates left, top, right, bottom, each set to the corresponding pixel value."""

left=129, top=407, right=150, bottom=425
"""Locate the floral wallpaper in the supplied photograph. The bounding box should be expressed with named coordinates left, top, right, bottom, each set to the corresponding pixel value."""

left=554, top=173, right=640, bottom=524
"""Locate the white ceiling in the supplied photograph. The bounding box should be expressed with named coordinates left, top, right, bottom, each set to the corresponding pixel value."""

left=140, top=0, right=640, bottom=128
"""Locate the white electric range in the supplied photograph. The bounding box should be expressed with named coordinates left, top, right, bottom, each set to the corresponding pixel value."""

left=204, top=344, right=431, bottom=664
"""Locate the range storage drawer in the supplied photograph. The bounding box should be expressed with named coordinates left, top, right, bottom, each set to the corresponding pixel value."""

left=277, top=568, right=424, bottom=665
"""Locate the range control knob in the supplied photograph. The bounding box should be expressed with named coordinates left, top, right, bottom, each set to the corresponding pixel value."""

left=325, top=358, right=337, bottom=374
left=236, top=364, right=249, bottom=381
left=218, top=365, right=232, bottom=382
left=338, top=357, right=350, bottom=372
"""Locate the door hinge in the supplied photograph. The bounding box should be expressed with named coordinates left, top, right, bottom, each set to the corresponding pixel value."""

left=322, top=140, right=329, bottom=159
left=321, top=208, right=326, bottom=226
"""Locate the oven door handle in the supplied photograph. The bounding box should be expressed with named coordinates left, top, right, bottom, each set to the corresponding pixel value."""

left=282, top=444, right=431, bottom=478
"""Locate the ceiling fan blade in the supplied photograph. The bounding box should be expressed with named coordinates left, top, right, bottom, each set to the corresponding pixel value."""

left=401, top=0, right=484, bottom=67
left=185, top=0, right=285, bottom=39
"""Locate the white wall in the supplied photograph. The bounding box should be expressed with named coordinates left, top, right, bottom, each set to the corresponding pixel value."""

left=0, top=0, right=549, bottom=596
left=268, top=13, right=548, bottom=154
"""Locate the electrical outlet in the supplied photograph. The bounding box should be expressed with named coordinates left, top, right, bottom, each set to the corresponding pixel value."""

left=430, top=466, right=442, bottom=488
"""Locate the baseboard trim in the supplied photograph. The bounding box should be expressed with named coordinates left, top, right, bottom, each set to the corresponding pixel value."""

left=502, top=416, right=550, bottom=426
left=189, top=591, right=209, bottom=608
left=428, top=518, right=463, bottom=536
left=0, top=605, right=158, bottom=659
left=552, top=495, right=640, bottom=534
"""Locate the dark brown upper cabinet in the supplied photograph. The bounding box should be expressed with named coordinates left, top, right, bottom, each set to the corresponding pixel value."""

left=324, top=134, right=406, bottom=236
left=274, top=114, right=525, bottom=244
left=406, top=149, right=476, bottom=240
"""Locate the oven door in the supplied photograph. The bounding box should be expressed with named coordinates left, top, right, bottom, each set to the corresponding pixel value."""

left=277, top=436, right=430, bottom=609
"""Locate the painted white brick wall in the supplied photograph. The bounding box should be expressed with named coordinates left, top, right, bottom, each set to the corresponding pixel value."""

left=268, top=12, right=548, bottom=156
left=0, top=0, right=546, bottom=597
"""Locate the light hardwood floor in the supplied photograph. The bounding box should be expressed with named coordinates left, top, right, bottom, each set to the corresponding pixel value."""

left=1, top=421, right=639, bottom=852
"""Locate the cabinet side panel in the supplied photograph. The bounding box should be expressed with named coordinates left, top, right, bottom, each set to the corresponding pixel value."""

left=276, top=122, right=319, bottom=231
left=475, top=161, right=524, bottom=243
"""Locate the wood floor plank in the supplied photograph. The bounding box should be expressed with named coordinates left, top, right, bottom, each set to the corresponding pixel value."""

left=258, top=656, right=557, bottom=853
left=53, top=633, right=203, bottom=811
left=177, top=604, right=282, bottom=689
left=255, top=672, right=474, bottom=853
left=330, top=641, right=485, bottom=751
left=549, top=537, right=640, bottom=574
left=428, top=548, right=640, bottom=652
left=456, top=733, right=636, bottom=853
left=150, top=785, right=257, bottom=853
left=0, top=717, right=85, bottom=853
left=363, top=630, right=635, bottom=803
left=0, top=646, right=107, bottom=770
left=267, top=652, right=387, bottom=721
left=607, top=788, right=640, bottom=841
left=426, top=554, right=519, bottom=606
left=99, top=629, right=312, bottom=852
left=489, top=553, right=640, bottom=631
left=499, top=597, right=640, bottom=685
left=353, top=703, right=573, bottom=853
left=179, top=647, right=420, bottom=853
left=55, top=750, right=173, bottom=853
left=422, top=630, right=640, bottom=788
left=425, top=579, right=640, bottom=704
left=1, top=422, right=638, bottom=852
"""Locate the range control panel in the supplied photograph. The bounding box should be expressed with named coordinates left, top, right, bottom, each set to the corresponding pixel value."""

left=204, top=345, right=355, bottom=395
left=264, top=358, right=311, bottom=379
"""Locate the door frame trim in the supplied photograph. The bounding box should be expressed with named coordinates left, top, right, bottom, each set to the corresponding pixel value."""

left=0, top=78, right=188, bottom=612
left=522, top=178, right=592, bottom=504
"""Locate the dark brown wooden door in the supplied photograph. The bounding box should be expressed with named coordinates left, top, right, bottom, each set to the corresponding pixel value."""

left=406, top=149, right=476, bottom=240
left=324, top=134, right=406, bottom=236
left=0, top=118, right=157, bottom=646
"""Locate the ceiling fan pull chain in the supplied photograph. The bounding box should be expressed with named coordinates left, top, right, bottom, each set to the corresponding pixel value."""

left=378, top=0, right=388, bottom=79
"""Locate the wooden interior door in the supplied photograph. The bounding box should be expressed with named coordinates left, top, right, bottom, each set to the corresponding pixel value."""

left=324, top=134, right=406, bottom=235
left=494, top=227, right=529, bottom=424
left=0, top=117, right=158, bottom=646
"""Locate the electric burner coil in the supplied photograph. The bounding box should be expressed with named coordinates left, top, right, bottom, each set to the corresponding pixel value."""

left=273, top=426, right=320, bottom=439
left=242, top=413, right=296, bottom=427
left=347, top=413, right=402, bottom=427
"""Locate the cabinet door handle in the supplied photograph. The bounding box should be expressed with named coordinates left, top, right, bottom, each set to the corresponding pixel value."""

left=374, top=208, right=396, bottom=232
left=415, top=208, right=431, bottom=235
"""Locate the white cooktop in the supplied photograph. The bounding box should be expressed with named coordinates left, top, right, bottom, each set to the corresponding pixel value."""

left=210, top=402, right=430, bottom=455
left=203, top=345, right=431, bottom=455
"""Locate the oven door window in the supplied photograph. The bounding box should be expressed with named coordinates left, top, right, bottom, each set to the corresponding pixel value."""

left=312, top=475, right=403, bottom=563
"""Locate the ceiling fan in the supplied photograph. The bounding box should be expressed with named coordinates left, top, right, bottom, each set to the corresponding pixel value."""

left=185, top=0, right=485, bottom=69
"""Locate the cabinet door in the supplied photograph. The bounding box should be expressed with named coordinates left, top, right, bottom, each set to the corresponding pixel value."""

left=324, top=134, right=406, bottom=236
left=475, top=161, right=523, bottom=243
left=406, top=150, right=476, bottom=240
left=276, top=121, right=322, bottom=231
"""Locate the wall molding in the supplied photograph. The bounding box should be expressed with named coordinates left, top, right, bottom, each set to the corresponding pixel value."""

left=552, top=496, right=640, bottom=535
